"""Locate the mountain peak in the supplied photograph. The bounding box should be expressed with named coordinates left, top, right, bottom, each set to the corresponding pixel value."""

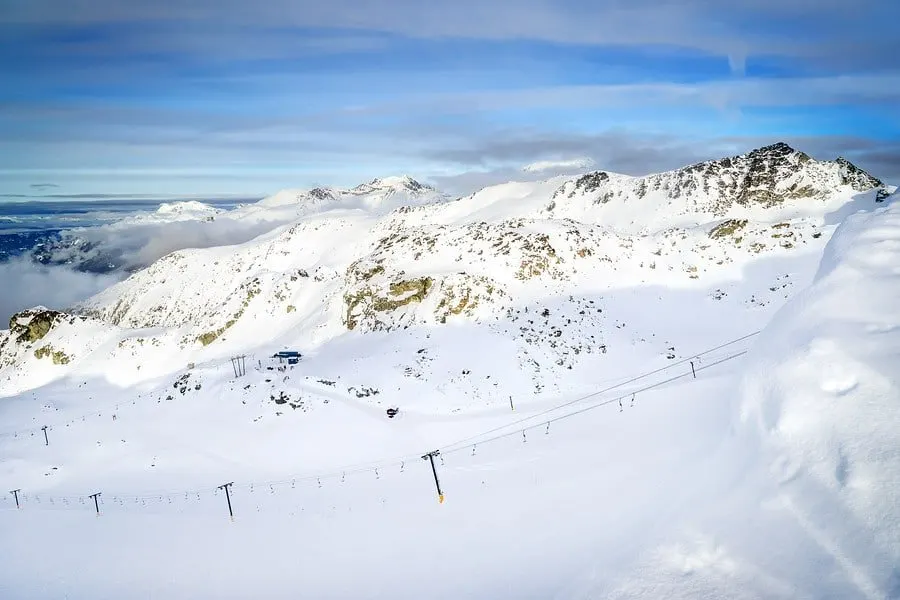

left=746, top=141, right=798, bottom=159
left=834, top=156, right=883, bottom=190
left=366, top=175, right=430, bottom=192
left=546, top=140, right=885, bottom=219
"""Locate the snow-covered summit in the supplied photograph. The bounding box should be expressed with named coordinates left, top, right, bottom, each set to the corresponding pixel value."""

left=352, top=175, right=434, bottom=194
left=153, top=200, right=221, bottom=217
left=255, top=186, right=341, bottom=210
left=544, top=142, right=885, bottom=231
left=257, top=175, right=444, bottom=214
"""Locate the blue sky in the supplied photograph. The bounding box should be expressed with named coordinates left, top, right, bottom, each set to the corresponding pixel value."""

left=1, top=0, right=898, bottom=197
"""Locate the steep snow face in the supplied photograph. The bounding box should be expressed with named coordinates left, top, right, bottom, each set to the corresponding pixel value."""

left=739, top=195, right=900, bottom=580
left=543, top=143, right=885, bottom=232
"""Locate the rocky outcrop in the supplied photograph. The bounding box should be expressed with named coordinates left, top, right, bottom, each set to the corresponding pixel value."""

left=344, top=276, right=434, bottom=331
left=834, top=157, right=883, bottom=191
left=9, top=308, right=67, bottom=344
left=709, top=219, right=748, bottom=240
left=33, top=345, right=71, bottom=365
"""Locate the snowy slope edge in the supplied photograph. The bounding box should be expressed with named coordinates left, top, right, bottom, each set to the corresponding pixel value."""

left=738, top=193, right=900, bottom=595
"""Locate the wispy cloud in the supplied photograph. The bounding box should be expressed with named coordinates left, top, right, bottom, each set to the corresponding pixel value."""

left=5, top=1, right=895, bottom=70
left=0, top=0, right=897, bottom=195
left=523, top=158, right=595, bottom=173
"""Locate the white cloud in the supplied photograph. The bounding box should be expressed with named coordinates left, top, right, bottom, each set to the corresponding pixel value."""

left=522, top=157, right=595, bottom=173
left=0, top=258, right=122, bottom=324
left=42, top=203, right=299, bottom=272
left=0, top=199, right=304, bottom=323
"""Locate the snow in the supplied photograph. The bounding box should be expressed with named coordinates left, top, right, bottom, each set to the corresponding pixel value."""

left=739, top=197, right=900, bottom=583
left=150, top=200, right=221, bottom=218
left=566, top=196, right=900, bottom=599
left=256, top=176, right=446, bottom=215
left=0, top=148, right=895, bottom=598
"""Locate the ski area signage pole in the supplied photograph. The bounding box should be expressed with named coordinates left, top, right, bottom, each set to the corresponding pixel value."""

left=10, top=489, right=21, bottom=509
left=218, top=482, right=234, bottom=520
left=422, top=450, right=445, bottom=504
left=89, top=492, right=101, bottom=516
left=41, top=425, right=49, bottom=446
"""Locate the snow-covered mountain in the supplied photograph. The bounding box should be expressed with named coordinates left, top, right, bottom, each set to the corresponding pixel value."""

left=0, top=144, right=888, bottom=395
left=1, top=143, right=897, bottom=598
left=543, top=141, right=884, bottom=230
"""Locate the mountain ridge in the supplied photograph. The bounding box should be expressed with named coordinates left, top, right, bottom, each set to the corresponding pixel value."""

left=0, top=143, right=888, bottom=395
left=542, top=142, right=885, bottom=229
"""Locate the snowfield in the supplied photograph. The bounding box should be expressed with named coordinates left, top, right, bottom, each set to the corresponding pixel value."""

left=0, top=144, right=897, bottom=599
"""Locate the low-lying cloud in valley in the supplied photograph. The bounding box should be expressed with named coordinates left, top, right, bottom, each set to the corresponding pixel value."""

left=0, top=200, right=304, bottom=323
left=0, top=257, right=121, bottom=324
left=51, top=210, right=295, bottom=271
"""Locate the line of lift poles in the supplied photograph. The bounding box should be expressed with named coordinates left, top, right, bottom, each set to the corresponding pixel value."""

left=213, top=450, right=445, bottom=519
left=9, top=451, right=447, bottom=518
left=11, top=398, right=447, bottom=520
left=11, top=360, right=702, bottom=518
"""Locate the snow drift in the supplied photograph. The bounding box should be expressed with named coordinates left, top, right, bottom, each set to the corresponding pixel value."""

left=738, top=194, right=900, bottom=596
left=559, top=198, right=899, bottom=600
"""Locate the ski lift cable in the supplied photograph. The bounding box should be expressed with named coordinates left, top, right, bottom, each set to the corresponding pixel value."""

left=442, top=349, right=748, bottom=454
left=437, top=332, right=759, bottom=453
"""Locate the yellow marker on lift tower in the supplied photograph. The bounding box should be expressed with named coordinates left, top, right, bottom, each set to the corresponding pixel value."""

left=423, top=450, right=445, bottom=504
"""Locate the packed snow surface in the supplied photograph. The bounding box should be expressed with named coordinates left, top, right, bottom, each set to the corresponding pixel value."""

left=0, top=144, right=896, bottom=598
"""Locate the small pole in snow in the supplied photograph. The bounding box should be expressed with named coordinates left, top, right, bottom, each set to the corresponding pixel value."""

left=690, top=361, right=696, bottom=379
left=10, top=489, right=21, bottom=509
left=422, top=450, right=444, bottom=504
left=509, top=396, right=515, bottom=412
left=218, top=482, right=234, bottom=520
left=41, top=425, right=49, bottom=446
left=89, top=492, right=101, bottom=516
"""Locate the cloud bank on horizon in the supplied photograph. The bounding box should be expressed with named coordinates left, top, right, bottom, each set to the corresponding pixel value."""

left=1, top=0, right=898, bottom=197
